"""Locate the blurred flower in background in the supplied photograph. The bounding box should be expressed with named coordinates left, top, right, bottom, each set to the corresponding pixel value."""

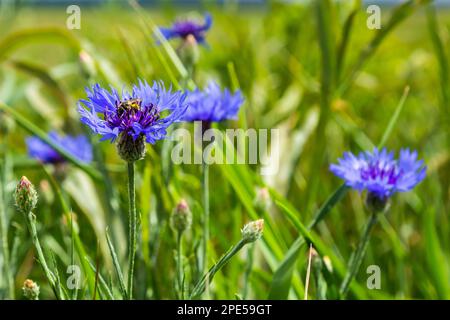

left=330, top=148, right=426, bottom=211
left=26, top=132, right=93, bottom=164
left=183, top=81, right=244, bottom=123
left=159, top=12, right=212, bottom=44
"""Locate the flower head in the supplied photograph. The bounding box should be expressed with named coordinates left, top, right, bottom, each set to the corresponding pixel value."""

left=78, top=80, right=187, bottom=161
left=183, top=81, right=244, bottom=123
left=26, top=132, right=92, bottom=164
left=330, top=148, right=426, bottom=201
left=159, top=13, right=212, bottom=44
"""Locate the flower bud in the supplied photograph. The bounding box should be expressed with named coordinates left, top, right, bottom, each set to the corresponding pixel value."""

left=178, top=34, right=199, bottom=67
left=365, top=192, right=390, bottom=214
left=0, top=110, right=15, bottom=136
left=310, top=247, right=323, bottom=270
left=117, top=134, right=146, bottom=162
left=253, top=187, right=271, bottom=212
left=241, top=219, right=264, bottom=243
left=79, top=50, right=97, bottom=77
left=22, top=279, right=40, bottom=300
left=170, top=199, right=192, bottom=233
left=14, top=176, right=38, bottom=213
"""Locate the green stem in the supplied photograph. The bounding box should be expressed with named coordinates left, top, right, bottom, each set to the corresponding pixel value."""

left=127, top=161, right=137, bottom=299
left=176, top=231, right=183, bottom=299
left=25, top=212, right=59, bottom=299
left=201, top=161, right=210, bottom=275
left=191, top=239, right=247, bottom=299
left=0, top=155, right=13, bottom=298
left=339, top=213, right=378, bottom=297
left=242, top=243, right=255, bottom=299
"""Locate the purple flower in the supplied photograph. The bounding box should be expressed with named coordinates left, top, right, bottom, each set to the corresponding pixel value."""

left=182, top=81, right=244, bottom=123
left=159, top=13, right=212, bottom=44
left=78, top=80, right=187, bottom=144
left=330, top=148, right=426, bottom=200
left=26, top=132, right=93, bottom=164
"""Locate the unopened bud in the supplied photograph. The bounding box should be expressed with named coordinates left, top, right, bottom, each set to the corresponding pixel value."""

left=79, top=50, right=97, bottom=77
left=171, top=199, right=192, bottom=233
left=117, top=134, right=146, bottom=162
left=14, top=176, right=38, bottom=213
left=253, top=187, right=271, bottom=212
left=241, top=219, right=264, bottom=243
left=310, top=247, right=322, bottom=270
left=0, top=110, right=15, bottom=135
left=179, top=34, right=199, bottom=67
left=22, top=279, right=40, bottom=300
left=323, top=256, right=333, bottom=273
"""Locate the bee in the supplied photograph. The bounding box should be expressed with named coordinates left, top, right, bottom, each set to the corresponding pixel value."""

left=117, top=99, right=142, bottom=117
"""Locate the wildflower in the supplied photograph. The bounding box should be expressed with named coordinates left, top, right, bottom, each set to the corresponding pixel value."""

left=330, top=148, right=426, bottom=213
left=183, top=81, right=244, bottom=123
left=26, top=131, right=93, bottom=164
left=14, top=176, right=38, bottom=214
left=22, top=279, right=40, bottom=300
left=78, top=80, right=187, bottom=162
left=171, top=199, right=192, bottom=234
left=241, top=219, right=264, bottom=244
left=159, top=13, right=212, bottom=44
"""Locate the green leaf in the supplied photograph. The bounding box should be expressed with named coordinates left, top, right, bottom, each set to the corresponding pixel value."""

left=106, top=229, right=127, bottom=299
left=268, top=184, right=348, bottom=299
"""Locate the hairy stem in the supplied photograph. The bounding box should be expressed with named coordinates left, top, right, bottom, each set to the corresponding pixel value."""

left=176, top=231, right=184, bottom=299
left=191, top=239, right=247, bottom=299
left=25, top=212, right=59, bottom=299
left=340, top=213, right=378, bottom=297
left=127, top=161, right=137, bottom=299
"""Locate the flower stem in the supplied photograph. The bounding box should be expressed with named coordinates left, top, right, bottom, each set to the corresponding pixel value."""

left=242, top=243, right=255, bottom=299
left=24, top=212, right=59, bottom=299
left=176, top=231, right=184, bottom=299
left=201, top=160, right=210, bottom=274
left=127, top=161, right=137, bottom=299
left=0, top=137, right=14, bottom=298
left=191, top=239, right=247, bottom=299
left=339, top=213, right=378, bottom=297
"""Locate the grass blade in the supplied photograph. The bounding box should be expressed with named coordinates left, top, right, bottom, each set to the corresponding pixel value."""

left=106, top=228, right=127, bottom=299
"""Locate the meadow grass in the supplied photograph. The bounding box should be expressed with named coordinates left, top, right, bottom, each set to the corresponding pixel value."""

left=0, top=0, right=449, bottom=300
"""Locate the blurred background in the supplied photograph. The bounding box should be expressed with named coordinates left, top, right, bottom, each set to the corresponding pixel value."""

left=0, top=0, right=449, bottom=300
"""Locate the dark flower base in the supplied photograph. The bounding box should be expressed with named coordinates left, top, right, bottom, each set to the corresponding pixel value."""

left=365, top=192, right=390, bottom=214
left=117, top=134, right=146, bottom=162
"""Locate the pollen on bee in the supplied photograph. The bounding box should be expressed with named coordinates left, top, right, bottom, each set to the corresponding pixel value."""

left=117, top=99, right=142, bottom=116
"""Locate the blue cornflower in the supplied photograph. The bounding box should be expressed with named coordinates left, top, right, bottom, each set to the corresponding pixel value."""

left=330, top=148, right=426, bottom=201
left=182, top=81, right=244, bottom=123
left=26, top=132, right=93, bottom=164
left=78, top=80, right=187, bottom=162
left=159, top=13, right=212, bottom=44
